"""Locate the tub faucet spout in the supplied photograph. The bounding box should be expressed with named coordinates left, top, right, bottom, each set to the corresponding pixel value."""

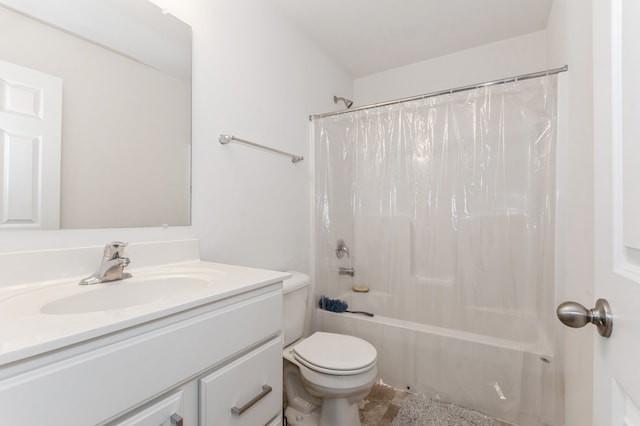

left=79, top=241, right=132, bottom=285
left=339, top=267, right=355, bottom=277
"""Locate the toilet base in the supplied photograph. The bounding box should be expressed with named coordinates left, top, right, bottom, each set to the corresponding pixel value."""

left=284, top=405, right=320, bottom=426
left=318, top=397, right=361, bottom=426
left=285, top=398, right=361, bottom=426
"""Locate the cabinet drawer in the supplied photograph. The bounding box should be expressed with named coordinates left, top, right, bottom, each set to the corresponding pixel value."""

left=199, top=337, right=283, bottom=426
left=113, top=390, right=183, bottom=426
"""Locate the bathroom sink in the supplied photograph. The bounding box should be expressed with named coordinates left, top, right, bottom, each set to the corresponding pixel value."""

left=40, top=275, right=211, bottom=315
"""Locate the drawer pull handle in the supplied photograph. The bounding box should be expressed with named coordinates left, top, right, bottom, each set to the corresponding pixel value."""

left=230, top=384, right=272, bottom=416
left=170, top=413, right=183, bottom=426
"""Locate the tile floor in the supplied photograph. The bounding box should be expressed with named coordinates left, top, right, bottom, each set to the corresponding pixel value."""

left=358, top=382, right=410, bottom=425
left=358, top=382, right=514, bottom=426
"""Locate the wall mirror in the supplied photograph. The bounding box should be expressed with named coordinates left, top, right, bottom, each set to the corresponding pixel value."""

left=0, top=0, right=192, bottom=229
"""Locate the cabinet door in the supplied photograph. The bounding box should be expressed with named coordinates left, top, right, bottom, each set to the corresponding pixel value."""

left=113, top=391, right=183, bottom=426
left=200, top=337, right=282, bottom=426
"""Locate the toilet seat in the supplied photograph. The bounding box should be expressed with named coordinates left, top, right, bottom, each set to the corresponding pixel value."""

left=292, top=332, right=377, bottom=376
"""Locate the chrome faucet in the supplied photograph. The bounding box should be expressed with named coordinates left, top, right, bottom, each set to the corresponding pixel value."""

left=79, top=241, right=132, bottom=285
left=339, top=267, right=355, bottom=277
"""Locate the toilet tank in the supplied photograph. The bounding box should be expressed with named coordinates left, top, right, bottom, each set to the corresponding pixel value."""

left=282, top=271, right=310, bottom=347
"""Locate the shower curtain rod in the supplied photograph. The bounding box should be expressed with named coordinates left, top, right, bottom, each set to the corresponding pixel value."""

left=309, top=65, right=568, bottom=121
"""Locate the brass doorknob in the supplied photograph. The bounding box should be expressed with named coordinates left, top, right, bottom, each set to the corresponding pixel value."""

left=557, top=298, right=612, bottom=337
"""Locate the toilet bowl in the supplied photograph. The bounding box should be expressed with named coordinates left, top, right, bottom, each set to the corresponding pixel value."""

left=283, top=332, right=377, bottom=426
left=282, top=273, right=377, bottom=426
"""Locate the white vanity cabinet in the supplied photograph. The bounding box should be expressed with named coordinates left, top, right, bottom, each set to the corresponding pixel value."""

left=0, top=282, right=283, bottom=426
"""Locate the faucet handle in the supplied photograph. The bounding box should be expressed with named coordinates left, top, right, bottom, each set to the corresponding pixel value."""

left=104, top=241, right=128, bottom=259
left=336, top=239, right=350, bottom=259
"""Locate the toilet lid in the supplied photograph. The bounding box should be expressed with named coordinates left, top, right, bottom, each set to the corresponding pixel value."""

left=292, top=332, right=377, bottom=375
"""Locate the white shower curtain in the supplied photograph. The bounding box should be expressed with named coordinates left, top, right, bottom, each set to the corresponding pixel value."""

left=313, top=75, right=561, bottom=425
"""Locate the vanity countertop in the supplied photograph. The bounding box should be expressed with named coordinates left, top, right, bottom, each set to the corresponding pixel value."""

left=0, top=261, right=289, bottom=366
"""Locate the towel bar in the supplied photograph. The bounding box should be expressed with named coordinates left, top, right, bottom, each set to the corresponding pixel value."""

left=218, top=134, right=303, bottom=163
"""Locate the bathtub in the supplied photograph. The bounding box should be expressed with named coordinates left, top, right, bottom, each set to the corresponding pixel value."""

left=315, top=291, right=562, bottom=426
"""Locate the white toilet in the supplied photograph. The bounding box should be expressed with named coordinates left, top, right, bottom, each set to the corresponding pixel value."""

left=282, top=272, right=378, bottom=426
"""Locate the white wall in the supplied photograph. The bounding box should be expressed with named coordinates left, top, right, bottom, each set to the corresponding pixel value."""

left=353, top=31, right=547, bottom=106
left=160, top=0, right=352, bottom=273
left=546, top=1, right=595, bottom=425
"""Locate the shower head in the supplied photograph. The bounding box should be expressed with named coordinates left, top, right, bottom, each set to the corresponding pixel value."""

left=334, top=95, right=354, bottom=109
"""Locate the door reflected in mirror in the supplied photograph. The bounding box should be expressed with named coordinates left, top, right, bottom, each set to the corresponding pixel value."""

left=0, top=0, right=191, bottom=229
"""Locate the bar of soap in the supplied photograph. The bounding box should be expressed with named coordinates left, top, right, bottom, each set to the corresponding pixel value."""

left=352, top=286, right=369, bottom=293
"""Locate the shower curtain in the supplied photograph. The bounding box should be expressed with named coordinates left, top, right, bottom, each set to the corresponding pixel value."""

left=313, top=75, right=561, bottom=424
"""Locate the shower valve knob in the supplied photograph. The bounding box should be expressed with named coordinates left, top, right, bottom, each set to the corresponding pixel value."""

left=556, top=298, right=612, bottom=337
left=336, top=239, right=350, bottom=259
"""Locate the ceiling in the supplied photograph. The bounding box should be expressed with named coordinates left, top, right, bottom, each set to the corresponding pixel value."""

left=271, top=0, right=554, bottom=78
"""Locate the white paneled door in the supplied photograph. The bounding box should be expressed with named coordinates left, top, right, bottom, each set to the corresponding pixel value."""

left=593, top=0, right=640, bottom=424
left=0, top=59, right=62, bottom=228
